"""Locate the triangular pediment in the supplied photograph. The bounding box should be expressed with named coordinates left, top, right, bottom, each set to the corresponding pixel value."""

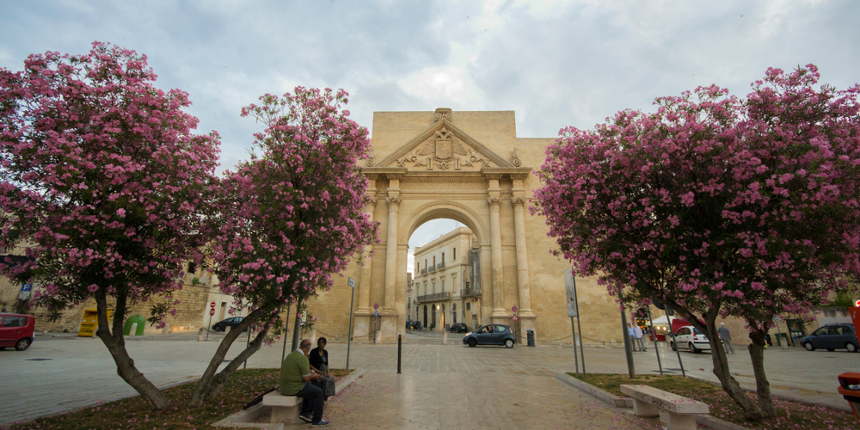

left=372, top=120, right=516, bottom=172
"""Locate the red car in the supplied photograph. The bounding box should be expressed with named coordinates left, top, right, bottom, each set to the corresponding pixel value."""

left=0, top=313, right=35, bottom=351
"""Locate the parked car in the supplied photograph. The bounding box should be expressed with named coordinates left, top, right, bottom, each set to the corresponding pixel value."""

left=669, top=326, right=711, bottom=353
left=463, top=324, right=516, bottom=348
left=800, top=324, right=859, bottom=352
left=0, top=313, right=35, bottom=351
left=406, top=320, right=421, bottom=331
left=449, top=323, right=468, bottom=333
left=212, top=317, right=244, bottom=332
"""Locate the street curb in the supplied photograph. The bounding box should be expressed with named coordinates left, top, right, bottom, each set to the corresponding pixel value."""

left=685, top=373, right=852, bottom=413
left=554, top=373, right=632, bottom=408
left=555, top=373, right=751, bottom=430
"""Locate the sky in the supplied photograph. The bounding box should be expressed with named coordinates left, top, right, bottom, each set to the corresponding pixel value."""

left=2, top=0, right=858, bottom=272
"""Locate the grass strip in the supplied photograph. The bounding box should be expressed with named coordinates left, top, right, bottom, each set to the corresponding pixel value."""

left=2, top=368, right=353, bottom=430
left=568, top=373, right=856, bottom=430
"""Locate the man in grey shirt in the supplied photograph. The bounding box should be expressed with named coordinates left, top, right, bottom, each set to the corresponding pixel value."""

left=718, top=323, right=734, bottom=354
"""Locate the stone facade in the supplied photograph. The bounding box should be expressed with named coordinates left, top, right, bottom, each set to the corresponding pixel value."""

left=412, top=227, right=479, bottom=330
left=0, top=254, right=245, bottom=334
left=304, top=109, right=623, bottom=344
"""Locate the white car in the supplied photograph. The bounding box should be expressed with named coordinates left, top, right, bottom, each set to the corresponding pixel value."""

left=669, top=326, right=712, bottom=353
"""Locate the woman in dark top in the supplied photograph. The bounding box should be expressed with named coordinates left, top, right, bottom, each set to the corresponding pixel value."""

left=309, top=337, right=335, bottom=399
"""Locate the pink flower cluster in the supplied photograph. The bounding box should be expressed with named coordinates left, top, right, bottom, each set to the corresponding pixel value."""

left=534, top=64, right=860, bottom=332
left=209, top=87, right=377, bottom=329
left=0, top=42, right=220, bottom=314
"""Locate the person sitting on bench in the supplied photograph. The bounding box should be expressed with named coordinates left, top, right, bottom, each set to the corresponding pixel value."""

left=280, top=339, right=329, bottom=427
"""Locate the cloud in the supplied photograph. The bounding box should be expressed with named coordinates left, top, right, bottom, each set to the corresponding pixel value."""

left=0, top=0, right=857, bottom=169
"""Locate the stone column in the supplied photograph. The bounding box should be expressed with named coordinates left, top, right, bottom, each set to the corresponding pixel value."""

left=354, top=175, right=377, bottom=340
left=486, top=172, right=506, bottom=319
left=357, top=197, right=377, bottom=313
left=383, top=175, right=402, bottom=312
left=384, top=196, right=401, bottom=311
left=512, top=198, right=533, bottom=317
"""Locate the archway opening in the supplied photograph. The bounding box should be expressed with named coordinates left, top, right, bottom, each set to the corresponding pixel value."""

left=406, top=217, right=483, bottom=337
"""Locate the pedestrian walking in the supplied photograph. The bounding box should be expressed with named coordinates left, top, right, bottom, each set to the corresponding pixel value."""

left=633, top=324, right=646, bottom=352
left=627, top=323, right=637, bottom=351
left=718, top=322, right=734, bottom=354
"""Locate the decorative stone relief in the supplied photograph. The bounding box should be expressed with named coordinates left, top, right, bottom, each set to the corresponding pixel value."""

left=392, top=127, right=495, bottom=171
left=512, top=148, right=522, bottom=167
left=467, top=149, right=492, bottom=168
left=486, top=197, right=502, bottom=208
left=512, top=197, right=527, bottom=208
left=386, top=197, right=402, bottom=208
left=434, top=107, right=453, bottom=122
left=365, top=148, right=375, bottom=167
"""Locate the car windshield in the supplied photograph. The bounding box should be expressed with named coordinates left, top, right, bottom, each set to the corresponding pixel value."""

left=693, top=328, right=702, bottom=335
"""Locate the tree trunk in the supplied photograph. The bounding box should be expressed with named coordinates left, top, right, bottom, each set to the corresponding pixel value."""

left=94, top=289, right=171, bottom=410
left=185, top=307, right=271, bottom=408
left=748, top=330, right=776, bottom=417
left=664, top=298, right=766, bottom=421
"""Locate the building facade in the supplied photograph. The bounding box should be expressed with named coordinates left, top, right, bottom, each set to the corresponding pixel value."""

left=412, top=227, right=481, bottom=330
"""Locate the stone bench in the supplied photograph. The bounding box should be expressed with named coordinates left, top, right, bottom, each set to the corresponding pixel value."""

left=620, top=384, right=709, bottom=430
left=261, top=392, right=303, bottom=424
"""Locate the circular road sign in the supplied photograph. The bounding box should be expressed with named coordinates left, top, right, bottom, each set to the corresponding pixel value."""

left=373, top=303, right=379, bottom=310
left=512, top=305, right=518, bottom=312
left=210, top=301, right=216, bottom=308
left=773, top=316, right=783, bottom=323
left=209, top=308, right=215, bottom=316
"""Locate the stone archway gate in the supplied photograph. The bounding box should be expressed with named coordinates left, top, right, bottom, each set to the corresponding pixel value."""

left=308, top=109, right=618, bottom=344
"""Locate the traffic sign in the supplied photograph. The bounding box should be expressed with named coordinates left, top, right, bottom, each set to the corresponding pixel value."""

left=21, top=283, right=32, bottom=292
left=210, top=301, right=216, bottom=308
left=512, top=305, right=518, bottom=313
left=373, top=302, right=379, bottom=310
left=855, top=300, right=860, bottom=308
left=209, top=308, right=215, bottom=316
left=348, top=277, right=356, bottom=288
left=773, top=316, right=783, bottom=323
left=512, top=314, right=519, bottom=322
left=374, top=310, right=379, bottom=317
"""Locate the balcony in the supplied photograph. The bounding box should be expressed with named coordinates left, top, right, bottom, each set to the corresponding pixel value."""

left=429, top=266, right=436, bottom=273
left=417, top=292, right=451, bottom=303
left=420, top=268, right=427, bottom=275
left=437, top=262, right=445, bottom=270
left=461, top=288, right=480, bottom=298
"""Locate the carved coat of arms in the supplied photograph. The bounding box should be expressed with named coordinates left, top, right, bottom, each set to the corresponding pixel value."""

left=417, top=127, right=467, bottom=161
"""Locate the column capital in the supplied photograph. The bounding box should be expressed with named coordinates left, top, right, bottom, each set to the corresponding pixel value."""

left=512, top=197, right=528, bottom=209
left=486, top=197, right=502, bottom=209
left=386, top=196, right=402, bottom=208
left=366, top=197, right=378, bottom=210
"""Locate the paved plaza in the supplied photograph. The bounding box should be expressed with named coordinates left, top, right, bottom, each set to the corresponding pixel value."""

left=0, top=329, right=854, bottom=428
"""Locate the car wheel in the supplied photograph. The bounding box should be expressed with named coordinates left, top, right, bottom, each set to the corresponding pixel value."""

left=847, top=343, right=858, bottom=353
left=214, top=325, right=223, bottom=332
left=827, top=348, right=835, bottom=352
left=505, top=339, right=515, bottom=349
left=468, top=338, right=477, bottom=348
left=803, top=342, right=815, bottom=351
left=670, top=341, right=676, bottom=351
left=689, top=343, right=698, bottom=353
left=15, top=338, right=31, bottom=351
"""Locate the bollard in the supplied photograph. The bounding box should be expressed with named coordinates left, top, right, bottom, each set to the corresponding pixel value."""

left=197, top=327, right=205, bottom=341
left=397, top=334, right=402, bottom=374
left=130, top=322, right=138, bottom=336
left=162, top=324, right=170, bottom=335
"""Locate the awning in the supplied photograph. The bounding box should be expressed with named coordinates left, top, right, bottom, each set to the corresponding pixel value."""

left=649, top=315, right=677, bottom=326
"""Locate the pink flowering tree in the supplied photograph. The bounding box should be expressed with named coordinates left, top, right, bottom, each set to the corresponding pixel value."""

left=185, top=87, right=377, bottom=407
left=534, top=65, right=860, bottom=420
left=0, top=43, right=220, bottom=410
